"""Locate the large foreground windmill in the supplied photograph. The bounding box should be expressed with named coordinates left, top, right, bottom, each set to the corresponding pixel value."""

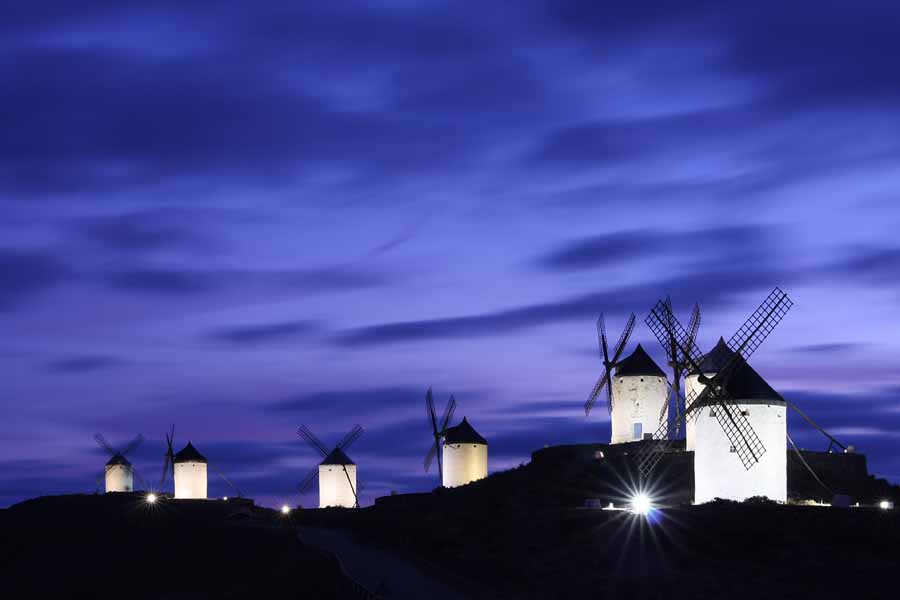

left=297, top=425, right=363, bottom=508
left=637, top=287, right=793, bottom=501
left=94, top=433, right=145, bottom=493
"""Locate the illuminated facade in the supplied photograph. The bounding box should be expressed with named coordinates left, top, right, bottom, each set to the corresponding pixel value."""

left=318, top=448, right=357, bottom=508
left=610, top=344, right=668, bottom=444
left=173, top=442, right=208, bottom=499
left=104, top=454, right=133, bottom=493
left=687, top=338, right=787, bottom=503
left=442, top=417, right=488, bottom=488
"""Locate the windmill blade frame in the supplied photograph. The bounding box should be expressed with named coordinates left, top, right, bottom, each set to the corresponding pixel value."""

left=637, top=288, right=791, bottom=476
left=426, top=388, right=439, bottom=437
left=93, top=433, right=116, bottom=456
left=687, top=303, right=701, bottom=350
left=439, top=395, right=457, bottom=433
left=297, top=425, right=330, bottom=458
left=160, top=425, right=175, bottom=489
left=120, top=434, right=145, bottom=457
left=584, top=369, right=610, bottom=416
left=597, top=314, right=609, bottom=361
left=336, top=425, right=364, bottom=453
left=424, top=388, right=446, bottom=482
left=424, top=438, right=439, bottom=474
left=585, top=313, right=635, bottom=416
left=298, top=465, right=319, bottom=494
left=610, top=313, right=636, bottom=364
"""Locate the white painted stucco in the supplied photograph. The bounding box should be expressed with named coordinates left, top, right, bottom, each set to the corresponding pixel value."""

left=105, top=464, right=133, bottom=493
left=610, top=374, right=668, bottom=444
left=686, top=369, right=787, bottom=503
left=442, top=442, right=488, bottom=488
left=174, top=461, right=207, bottom=499
left=693, top=401, right=786, bottom=503
left=319, top=464, right=357, bottom=508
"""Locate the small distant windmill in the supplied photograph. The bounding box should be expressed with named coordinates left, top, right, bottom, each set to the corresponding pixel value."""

left=297, top=425, right=364, bottom=508
left=94, top=432, right=145, bottom=493
left=159, top=424, right=239, bottom=499
left=636, top=287, right=793, bottom=476
left=584, top=313, right=636, bottom=416
left=660, top=298, right=701, bottom=438
left=424, top=388, right=456, bottom=484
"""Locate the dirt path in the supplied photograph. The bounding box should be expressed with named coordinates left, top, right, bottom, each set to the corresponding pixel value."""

left=299, top=526, right=468, bottom=599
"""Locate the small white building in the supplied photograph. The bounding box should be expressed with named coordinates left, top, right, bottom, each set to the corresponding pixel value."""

left=104, top=453, right=134, bottom=493
left=173, top=442, right=208, bottom=500
left=610, top=344, right=668, bottom=444
left=442, top=417, right=488, bottom=488
left=318, top=448, right=357, bottom=508
left=686, top=338, right=787, bottom=504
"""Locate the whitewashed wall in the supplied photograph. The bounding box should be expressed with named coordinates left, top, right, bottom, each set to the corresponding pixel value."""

left=610, top=375, right=668, bottom=444
left=693, top=402, right=786, bottom=503
left=174, top=461, right=207, bottom=499
left=105, top=464, right=133, bottom=493
left=442, top=443, right=488, bottom=488
left=318, top=464, right=357, bottom=508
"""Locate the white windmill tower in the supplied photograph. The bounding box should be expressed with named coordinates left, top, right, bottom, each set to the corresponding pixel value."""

left=637, top=287, right=794, bottom=504
left=297, top=425, right=363, bottom=508
left=159, top=425, right=239, bottom=500
left=585, top=313, right=669, bottom=443
left=173, top=442, right=208, bottom=499
left=424, top=389, right=488, bottom=488
left=159, top=426, right=208, bottom=499
left=685, top=337, right=787, bottom=503
left=93, top=433, right=144, bottom=493
left=609, top=344, right=669, bottom=443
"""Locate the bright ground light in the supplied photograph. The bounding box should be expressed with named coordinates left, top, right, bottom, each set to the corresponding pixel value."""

left=879, top=500, right=891, bottom=510
left=146, top=493, right=157, bottom=504
left=281, top=505, right=290, bottom=515
left=631, top=494, right=652, bottom=516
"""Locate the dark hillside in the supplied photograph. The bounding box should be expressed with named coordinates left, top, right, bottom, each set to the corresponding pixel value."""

left=300, top=444, right=900, bottom=600
left=0, top=493, right=354, bottom=599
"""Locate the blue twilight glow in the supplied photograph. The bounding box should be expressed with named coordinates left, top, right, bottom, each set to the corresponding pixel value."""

left=1, top=2, right=900, bottom=509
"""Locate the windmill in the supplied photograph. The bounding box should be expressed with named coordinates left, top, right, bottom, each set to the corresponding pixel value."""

left=584, top=313, right=636, bottom=417
left=660, top=298, right=701, bottom=438
left=159, top=424, right=237, bottom=499
left=636, top=287, right=793, bottom=477
left=93, top=432, right=145, bottom=493
left=297, top=425, right=364, bottom=508
left=424, top=388, right=456, bottom=485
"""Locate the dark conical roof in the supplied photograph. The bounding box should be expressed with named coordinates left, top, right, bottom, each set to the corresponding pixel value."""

left=105, top=452, right=131, bottom=467
left=173, top=442, right=207, bottom=464
left=321, top=447, right=355, bottom=466
left=615, top=344, right=666, bottom=377
left=697, top=337, right=733, bottom=373
left=443, top=417, right=488, bottom=445
left=694, top=338, right=782, bottom=402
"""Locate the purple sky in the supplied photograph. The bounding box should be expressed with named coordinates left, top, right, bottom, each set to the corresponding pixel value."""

left=3, top=1, right=900, bottom=508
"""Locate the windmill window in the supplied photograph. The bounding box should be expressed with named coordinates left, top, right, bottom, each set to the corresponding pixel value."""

left=741, top=410, right=750, bottom=417
left=640, top=378, right=644, bottom=382
left=729, top=445, right=736, bottom=453
left=709, top=409, right=717, bottom=417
